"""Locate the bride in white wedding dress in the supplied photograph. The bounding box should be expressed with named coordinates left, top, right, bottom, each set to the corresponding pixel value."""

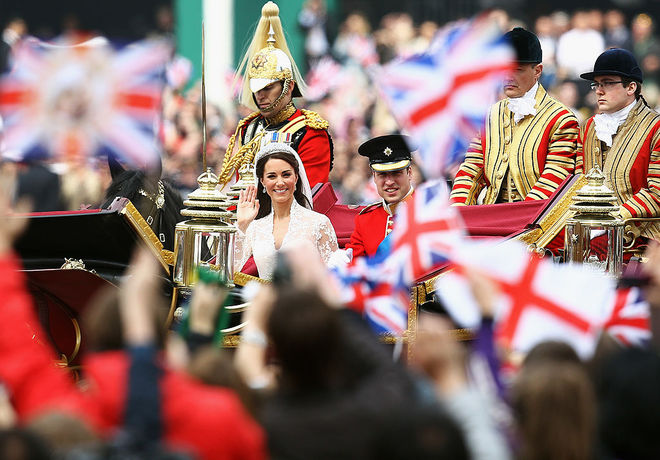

left=233, top=143, right=338, bottom=279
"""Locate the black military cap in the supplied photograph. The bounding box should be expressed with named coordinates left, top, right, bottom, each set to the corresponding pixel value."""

left=504, top=27, right=542, bottom=64
left=580, top=48, right=643, bottom=83
left=358, top=134, right=414, bottom=172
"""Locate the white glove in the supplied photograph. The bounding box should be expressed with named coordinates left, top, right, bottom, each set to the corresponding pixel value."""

left=327, top=248, right=353, bottom=269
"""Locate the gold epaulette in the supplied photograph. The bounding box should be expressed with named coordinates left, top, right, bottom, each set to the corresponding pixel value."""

left=218, top=112, right=262, bottom=185
left=359, top=201, right=382, bottom=215
left=237, top=111, right=261, bottom=130
left=300, top=109, right=329, bottom=130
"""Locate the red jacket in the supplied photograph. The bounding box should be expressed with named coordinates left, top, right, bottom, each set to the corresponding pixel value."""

left=345, top=203, right=394, bottom=258
left=240, top=109, right=332, bottom=188
left=0, top=254, right=266, bottom=460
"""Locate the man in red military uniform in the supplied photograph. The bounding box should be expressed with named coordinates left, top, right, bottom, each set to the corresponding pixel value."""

left=218, top=1, right=332, bottom=189
left=346, top=134, right=414, bottom=258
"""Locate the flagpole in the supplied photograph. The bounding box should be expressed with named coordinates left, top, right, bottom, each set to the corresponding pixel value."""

left=201, top=21, right=208, bottom=172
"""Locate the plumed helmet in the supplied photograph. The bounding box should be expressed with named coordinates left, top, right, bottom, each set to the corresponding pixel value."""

left=248, top=45, right=294, bottom=93
left=235, top=2, right=305, bottom=110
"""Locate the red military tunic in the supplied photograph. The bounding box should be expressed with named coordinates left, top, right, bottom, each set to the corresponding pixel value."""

left=235, top=108, right=332, bottom=188
left=346, top=202, right=395, bottom=258
left=346, top=191, right=413, bottom=258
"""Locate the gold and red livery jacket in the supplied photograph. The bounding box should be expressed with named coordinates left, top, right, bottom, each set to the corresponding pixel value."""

left=577, top=98, right=660, bottom=240
left=346, top=189, right=414, bottom=258
left=450, top=84, right=579, bottom=205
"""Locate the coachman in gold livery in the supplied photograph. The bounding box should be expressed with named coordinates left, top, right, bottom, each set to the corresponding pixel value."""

left=577, top=47, right=660, bottom=245
left=450, top=27, right=579, bottom=205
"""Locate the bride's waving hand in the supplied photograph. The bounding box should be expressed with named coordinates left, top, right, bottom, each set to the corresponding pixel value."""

left=237, top=185, right=260, bottom=233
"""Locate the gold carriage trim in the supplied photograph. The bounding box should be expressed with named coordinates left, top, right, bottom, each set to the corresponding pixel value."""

left=234, top=271, right=270, bottom=286
left=119, top=200, right=170, bottom=274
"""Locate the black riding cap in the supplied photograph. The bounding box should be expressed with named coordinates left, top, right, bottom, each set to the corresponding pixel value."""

left=504, top=27, right=542, bottom=64
left=580, top=48, right=643, bottom=83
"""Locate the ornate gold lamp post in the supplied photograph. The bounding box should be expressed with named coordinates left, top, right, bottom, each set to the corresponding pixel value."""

left=564, top=165, right=624, bottom=275
left=172, top=25, right=236, bottom=296
left=172, top=170, right=235, bottom=290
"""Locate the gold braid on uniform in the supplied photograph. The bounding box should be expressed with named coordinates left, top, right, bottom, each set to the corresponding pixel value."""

left=219, top=112, right=260, bottom=185
left=219, top=109, right=329, bottom=186
left=300, top=109, right=329, bottom=130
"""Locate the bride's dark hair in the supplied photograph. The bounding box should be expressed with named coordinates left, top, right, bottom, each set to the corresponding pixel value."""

left=255, top=151, right=311, bottom=219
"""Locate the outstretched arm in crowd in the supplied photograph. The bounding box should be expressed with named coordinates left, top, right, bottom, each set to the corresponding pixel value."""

left=119, top=248, right=164, bottom=451
left=0, top=173, right=97, bottom=426
left=412, top=312, right=512, bottom=460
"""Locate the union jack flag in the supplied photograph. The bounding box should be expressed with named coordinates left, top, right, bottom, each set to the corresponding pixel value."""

left=388, top=180, right=465, bottom=288
left=332, top=181, right=464, bottom=335
left=0, top=37, right=171, bottom=168
left=332, top=236, right=409, bottom=335
left=372, top=15, right=514, bottom=179
left=604, top=287, right=651, bottom=347
left=305, top=56, right=345, bottom=102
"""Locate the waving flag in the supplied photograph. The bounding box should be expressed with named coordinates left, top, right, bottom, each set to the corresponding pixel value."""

left=604, top=287, right=651, bottom=347
left=305, top=56, right=345, bottom=102
left=0, top=37, right=171, bottom=168
left=372, top=15, right=514, bottom=179
left=332, top=236, right=409, bottom=335
left=389, top=180, right=465, bottom=287
left=435, top=239, right=651, bottom=359
left=332, top=181, right=463, bottom=335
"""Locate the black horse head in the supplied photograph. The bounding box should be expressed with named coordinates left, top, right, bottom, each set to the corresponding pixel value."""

left=102, top=159, right=184, bottom=251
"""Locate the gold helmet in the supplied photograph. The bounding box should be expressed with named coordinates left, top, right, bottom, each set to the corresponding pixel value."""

left=235, top=1, right=306, bottom=111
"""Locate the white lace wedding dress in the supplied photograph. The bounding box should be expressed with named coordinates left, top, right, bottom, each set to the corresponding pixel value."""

left=234, top=200, right=339, bottom=279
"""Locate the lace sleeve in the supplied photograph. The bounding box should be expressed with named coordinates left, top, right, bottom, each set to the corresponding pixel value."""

left=233, top=225, right=253, bottom=273
left=315, top=216, right=339, bottom=265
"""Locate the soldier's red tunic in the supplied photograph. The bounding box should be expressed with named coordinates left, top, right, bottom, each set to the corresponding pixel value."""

left=237, top=109, right=332, bottom=188
left=346, top=190, right=413, bottom=258
left=345, top=202, right=395, bottom=258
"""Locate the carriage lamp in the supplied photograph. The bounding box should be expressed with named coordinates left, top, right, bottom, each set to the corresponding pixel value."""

left=564, top=165, right=624, bottom=276
left=173, top=168, right=236, bottom=291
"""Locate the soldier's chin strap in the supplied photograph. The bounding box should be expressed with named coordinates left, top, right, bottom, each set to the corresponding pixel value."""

left=252, top=78, right=292, bottom=115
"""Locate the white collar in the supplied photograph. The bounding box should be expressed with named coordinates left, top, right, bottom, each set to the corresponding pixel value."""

left=507, top=82, right=538, bottom=124
left=593, top=100, right=636, bottom=147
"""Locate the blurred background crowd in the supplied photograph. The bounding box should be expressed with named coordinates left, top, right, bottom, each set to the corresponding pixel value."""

left=3, top=2, right=660, bottom=208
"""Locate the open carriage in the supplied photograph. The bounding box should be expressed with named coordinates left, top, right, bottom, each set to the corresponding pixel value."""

left=14, top=173, right=650, bottom=365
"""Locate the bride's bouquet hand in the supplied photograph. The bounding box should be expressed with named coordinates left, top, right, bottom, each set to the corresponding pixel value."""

left=237, top=185, right=260, bottom=233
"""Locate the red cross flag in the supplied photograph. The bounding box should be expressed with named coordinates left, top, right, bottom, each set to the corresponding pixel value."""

left=435, top=240, right=629, bottom=359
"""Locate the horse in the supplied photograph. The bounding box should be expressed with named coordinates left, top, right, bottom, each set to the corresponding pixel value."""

left=102, top=159, right=185, bottom=252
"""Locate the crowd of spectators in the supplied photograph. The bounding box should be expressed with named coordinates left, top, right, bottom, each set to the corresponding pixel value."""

left=3, top=6, right=660, bottom=459
left=160, top=6, right=660, bottom=206
left=1, top=166, right=660, bottom=458
left=3, top=6, right=660, bottom=210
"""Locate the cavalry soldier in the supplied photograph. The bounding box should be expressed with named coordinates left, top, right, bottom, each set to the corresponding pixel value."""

left=577, top=48, right=660, bottom=243
left=450, top=27, right=579, bottom=205
left=346, top=134, right=414, bottom=259
left=218, top=1, right=332, bottom=189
